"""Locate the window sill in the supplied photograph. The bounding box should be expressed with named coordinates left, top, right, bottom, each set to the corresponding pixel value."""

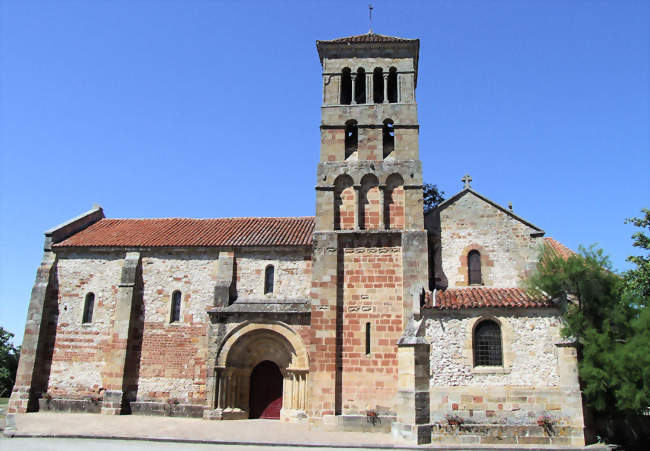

left=471, top=366, right=510, bottom=374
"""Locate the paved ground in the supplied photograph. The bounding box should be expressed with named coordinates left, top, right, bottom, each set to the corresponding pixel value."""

left=6, top=413, right=397, bottom=448
left=0, top=437, right=397, bottom=451
left=3, top=413, right=608, bottom=450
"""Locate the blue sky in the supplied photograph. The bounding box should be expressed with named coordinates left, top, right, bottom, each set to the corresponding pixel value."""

left=1, top=0, right=648, bottom=343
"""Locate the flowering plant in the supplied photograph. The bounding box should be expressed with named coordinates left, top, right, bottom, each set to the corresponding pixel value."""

left=445, top=413, right=464, bottom=425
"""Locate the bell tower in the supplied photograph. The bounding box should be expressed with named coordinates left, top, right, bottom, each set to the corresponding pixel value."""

left=309, top=33, right=431, bottom=443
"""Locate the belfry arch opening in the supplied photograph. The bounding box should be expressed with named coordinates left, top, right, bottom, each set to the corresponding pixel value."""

left=344, top=120, right=358, bottom=160
left=340, top=68, right=352, bottom=105
left=383, top=119, right=395, bottom=159
left=387, top=67, right=398, bottom=103
left=355, top=68, right=366, bottom=104
left=373, top=68, right=384, bottom=103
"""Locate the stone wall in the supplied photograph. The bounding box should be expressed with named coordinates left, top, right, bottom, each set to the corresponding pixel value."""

left=234, top=249, right=311, bottom=300
left=136, top=251, right=217, bottom=404
left=425, top=309, right=582, bottom=432
left=340, top=246, right=403, bottom=414
left=47, top=252, right=124, bottom=398
left=43, top=246, right=312, bottom=408
left=437, top=192, right=543, bottom=288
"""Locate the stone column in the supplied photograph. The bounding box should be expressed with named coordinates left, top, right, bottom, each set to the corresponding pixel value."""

left=217, top=367, right=226, bottom=409
left=378, top=186, right=386, bottom=230
left=100, top=251, right=141, bottom=415
left=392, top=318, right=431, bottom=444
left=351, top=74, right=357, bottom=105
left=282, top=369, right=308, bottom=421
left=383, top=74, right=389, bottom=103
left=353, top=185, right=360, bottom=230
left=7, top=251, right=58, bottom=417
left=366, top=73, right=372, bottom=104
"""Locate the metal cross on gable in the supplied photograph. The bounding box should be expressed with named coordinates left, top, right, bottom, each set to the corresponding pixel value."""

left=462, top=174, right=472, bottom=189
left=369, top=4, right=374, bottom=33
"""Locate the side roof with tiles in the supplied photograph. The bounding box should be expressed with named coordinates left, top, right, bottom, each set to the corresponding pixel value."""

left=53, top=217, right=315, bottom=248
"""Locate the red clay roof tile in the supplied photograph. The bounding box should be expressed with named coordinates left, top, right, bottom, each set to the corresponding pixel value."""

left=317, top=32, right=417, bottom=44
left=423, top=287, right=553, bottom=310
left=54, top=217, right=315, bottom=248
left=544, top=237, right=575, bottom=260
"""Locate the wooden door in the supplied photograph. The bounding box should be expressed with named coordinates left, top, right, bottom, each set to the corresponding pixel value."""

left=249, top=360, right=283, bottom=419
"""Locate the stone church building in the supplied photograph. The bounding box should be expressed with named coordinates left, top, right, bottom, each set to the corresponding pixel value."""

left=9, top=32, right=585, bottom=445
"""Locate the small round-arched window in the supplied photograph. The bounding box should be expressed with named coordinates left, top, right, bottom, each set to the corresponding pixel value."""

left=264, top=265, right=275, bottom=294
left=82, top=292, right=95, bottom=324
left=170, top=290, right=182, bottom=323
left=473, top=320, right=502, bottom=366
left=468, top=250, right=482, bottom=285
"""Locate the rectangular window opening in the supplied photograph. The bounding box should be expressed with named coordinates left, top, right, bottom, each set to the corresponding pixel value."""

left=365, top=322, right=371, bottom=355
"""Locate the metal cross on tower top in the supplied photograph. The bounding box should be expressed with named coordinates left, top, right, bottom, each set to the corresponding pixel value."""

left=369, top=4, right=374, bottom=33
left=462, top=174, right=473, bottom=189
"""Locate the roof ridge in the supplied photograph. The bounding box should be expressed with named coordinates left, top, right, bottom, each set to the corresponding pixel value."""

left=54, top=216, right=315, bottom=248
left=430, top=188, right=545, bottom=236
left=317, top=32, right=418, bottom=44
left=102, top=216, right=316, bottom=221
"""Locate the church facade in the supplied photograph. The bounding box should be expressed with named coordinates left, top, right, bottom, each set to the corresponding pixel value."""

left=9, top=33, right=585, bottom=445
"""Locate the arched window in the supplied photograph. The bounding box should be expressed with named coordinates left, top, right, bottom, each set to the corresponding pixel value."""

left=473, top=320, right=503, bottom=366
left=264, top=265, right=274, bottom=294
left=82, top=292, right=95, bottom=324
left=468, top=250, right=482, bottom=285
left=344, top=120, right=358, bottom=160
left=373, top=67, right=384, bottom=103
left=387, top=67, right=398, bottom=103
left=382, top=119, right=395, bottom=159
left=340, top=68, right=352, bottom=105
left=170, top=290, right=182, bottom=323
left=355, top=68, right=366, bottom=104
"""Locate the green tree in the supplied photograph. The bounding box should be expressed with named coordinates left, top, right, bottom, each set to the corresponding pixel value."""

left=526, top=211, right=650, bottom=415
left=617, top=208, right=650, bottom=411
left=624, top=208, right=650, bottom=306
left=423, top=183, right=445, bottom=214
left=0, top=327, right=20, bottom=397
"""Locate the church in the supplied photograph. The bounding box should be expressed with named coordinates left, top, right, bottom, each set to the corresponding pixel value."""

left=8, top=32, right=585, bottom=445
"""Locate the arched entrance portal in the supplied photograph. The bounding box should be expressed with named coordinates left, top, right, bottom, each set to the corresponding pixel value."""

left=213, top=322, right=309, bottom=422
left=250, top=360, right=283, bottom=419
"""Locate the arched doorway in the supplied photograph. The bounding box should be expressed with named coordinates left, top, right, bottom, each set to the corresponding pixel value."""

left=213, top=322, right=310, bottom=422
left=250, top=360, right=283, bottom=419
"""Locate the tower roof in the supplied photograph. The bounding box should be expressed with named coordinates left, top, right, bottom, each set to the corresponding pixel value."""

left=317, top=32, right=418, bottom=45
